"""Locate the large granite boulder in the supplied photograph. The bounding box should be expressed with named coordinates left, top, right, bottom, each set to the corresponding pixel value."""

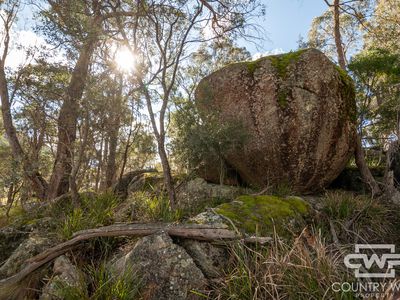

left=195, top=48, right=356, bottom=193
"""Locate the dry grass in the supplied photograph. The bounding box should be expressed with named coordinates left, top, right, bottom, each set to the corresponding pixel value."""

left=211, top=227, right=355, bottom=300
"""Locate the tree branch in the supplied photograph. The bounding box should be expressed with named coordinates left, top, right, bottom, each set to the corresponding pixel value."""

left=0, top=223, right=271, bottom=289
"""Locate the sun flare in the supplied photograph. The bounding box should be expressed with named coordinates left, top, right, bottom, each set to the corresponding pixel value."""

left=115, top=47, right=136, bottom=72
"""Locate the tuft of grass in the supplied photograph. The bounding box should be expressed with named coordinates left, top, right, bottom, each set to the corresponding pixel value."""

left=127, top=191, right=183, bottom=222
left=213, top=228, right=355, bottom=300
left=58, top=193, right=118, bottom=239
left=319, top=191, right=392, bottom=244
left=56, top=262, right=142, bottom=300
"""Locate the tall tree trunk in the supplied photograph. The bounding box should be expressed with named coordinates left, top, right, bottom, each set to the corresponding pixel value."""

left=95, top=136, right=104, bottom=192
left=119, top=125, right=134, bottom=181
left=100, top=136, right=109, bottom=190
left=333, top=0, right=346, bottom=70
left=0, top=63, right=48, bottom=199
left=47, top=37, right=98, bottom=200
left=105, top=75, right=123, bottom=188
left=331, top=0, right=381, bottom=195
left=70, top=110, right=90, bottom=206
left=355, top=135, right=381, bottom=196
left=157, top=138, right=177, bottom=208
left=140, top=80, right=177, bottom=208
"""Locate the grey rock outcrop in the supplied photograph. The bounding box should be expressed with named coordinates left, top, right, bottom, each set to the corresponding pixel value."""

left=110, top=232, right=206, bottom=300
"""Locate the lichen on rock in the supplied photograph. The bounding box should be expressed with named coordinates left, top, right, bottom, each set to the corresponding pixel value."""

left=109, top=232, right=206, bottom=300
left=195, top=48, right=357, bottom=193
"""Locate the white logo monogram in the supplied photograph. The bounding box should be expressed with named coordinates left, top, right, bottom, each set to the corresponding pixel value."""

left=344, top=244, right=400, bottom=278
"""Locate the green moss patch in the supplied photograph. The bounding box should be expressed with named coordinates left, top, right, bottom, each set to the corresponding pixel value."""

left=277, top=89, right=289, bottom=108
left=335, top=66, right=357, bottom=123
left=215, top=195, right=310, bottom=236
left=246, top=59, right=262, bottom=76
left=268, top=49, right=307, bottom=79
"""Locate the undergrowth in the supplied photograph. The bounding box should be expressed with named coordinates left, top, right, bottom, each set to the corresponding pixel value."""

left=318, top=190, right=393, bottom=244
left=127, top=191, right=183, bottom=222
left=55, top=262, right=142, bottom=300
left=211, top=228, right=355, bottom=300
left=57, top=193, right=119, bottom=239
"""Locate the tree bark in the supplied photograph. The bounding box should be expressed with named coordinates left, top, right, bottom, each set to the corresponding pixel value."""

left=333, top=0, right=347, bottom=70
left=330, top=0, right=381, bottom=196
left=355, top=135, right=381, bottom=196
left=105, top=74, right=123, bottom=188
left=47, top=36, right=98, bottom=200
left=70, top=110, right=90, bottom=206
left=158, top=139, right=177, bottom=208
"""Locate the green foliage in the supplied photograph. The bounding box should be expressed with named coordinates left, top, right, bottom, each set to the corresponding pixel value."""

left=348, top=48, right=400, bottom=145
left=127, top=191, right=183, bottom=222
left=56, top=262, right=142, bottom=300
left=171, top=100, right=248, bottom=174
left=215, top=195, right=310, bottom=236
left=58, top=193, right=118, bottom=239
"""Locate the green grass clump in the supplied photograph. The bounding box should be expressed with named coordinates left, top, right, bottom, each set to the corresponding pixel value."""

left=127, top=191, right=183, bottom=222
left=319, top=191, right=392, bottom=243
left=56, top=262, right=142, bottom=300
left=215, top=195, right=310, bottom=236
left=58, top=193, right=118, bottom=239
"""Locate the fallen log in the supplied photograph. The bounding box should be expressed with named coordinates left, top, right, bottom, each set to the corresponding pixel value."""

left=0, top=222, right=271, bottom=290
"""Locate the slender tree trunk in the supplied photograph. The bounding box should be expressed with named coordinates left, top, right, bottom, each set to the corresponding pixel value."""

left=100, top=136, right=109, bottom=190
left=157, top=138, right=177, bottom=208
left=105, top=75, right=123, bottom=188
left=47, top=36, right=98, bottom=200
left=140, top=80, right=177, bottom=208
left=95, top=136, right=104, bottom=192
left=331, top=0, right=381, bottom=195
left=0, top=63, right=48, bottom=199
left=333, top=0, right=346, bottom=70
left=70, top=110, right=90, bottom=206
left=119, top=126, right=133, bottom=181
left=355, top=136, right=381, bottom=196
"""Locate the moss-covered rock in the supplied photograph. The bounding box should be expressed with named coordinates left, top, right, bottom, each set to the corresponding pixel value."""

left=214, top=195, right=310, bottom=236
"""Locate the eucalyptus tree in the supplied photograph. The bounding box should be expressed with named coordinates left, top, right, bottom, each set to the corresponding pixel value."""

left=115, top=0, right=263, bottom=207
left=0, top=0, right=50, bottom=199
left=308, top=0, right=382, bottom=195
left=1, top=0, right=149, bottom=202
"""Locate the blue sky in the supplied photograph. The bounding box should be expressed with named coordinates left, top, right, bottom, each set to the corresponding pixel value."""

left=246, top=0, right=327, bottom=54
left=7, top=1, right=328, bottom=69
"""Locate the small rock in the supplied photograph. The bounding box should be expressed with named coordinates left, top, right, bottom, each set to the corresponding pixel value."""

left=0, top=233, right=53, bottom=279
left=178, top=239, right=228, bottom=279
left=40, top=255, right=84, bottom=300
left=177, top=178, right=243, bottom=210
left=189, top=210, right=229, bottom=228
left=110, top=232, right=206, bottom=300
